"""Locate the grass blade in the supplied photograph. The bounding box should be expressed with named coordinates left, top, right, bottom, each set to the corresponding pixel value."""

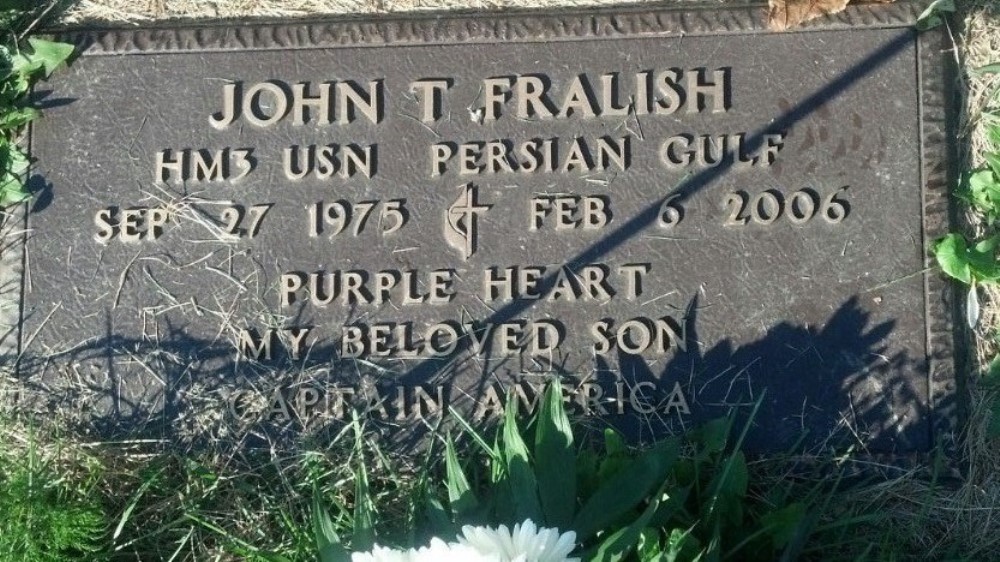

left=502, top=391, right=543, bottom=522
left=112, top=467, right=163, bottom=542
left=445, top=434, right=479, bottom=519
left=313, top=490, right=350, bottom=562
left=451, top=410, right=501, bottom=463
left=534, top=380, right=576, bottom=529
left=350, top=415, right=376, bottom=551
left=973, top=63, right=1000, bottom=74
left=352, top=452, right=376, bottom=551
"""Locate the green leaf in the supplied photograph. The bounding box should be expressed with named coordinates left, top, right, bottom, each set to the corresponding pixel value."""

left=716, top=451, right=748, bottom=499
left=959, top=168, right=1000, bottom=219
left=423, top=494, right=453, bottom=537
left=3, top=144, right=28, bottom=175
left=915, top=0, right=955, bottom=31
left=10, top=53, right=42, bottom=84
left=534, top=380, right=576, bottom=529
left=636, top=528, right=660, bottom=561
left=933, top=234, right=972, bottom=284
left=760, top=502, right=807, bottom=549
left=352, top=454, right=375, bottom=551
left=502, top=391, right=543, bottom=522
left=969, top=236, right=1000, bottom=281
left=25, top=38, right=74, bottom=77
left=985, top=153, right=1000, bottom=177
left=705, top=451, right=749, bottom=528
left=663, top=528, right=702, bottom=562
left=694, top=417, right=731, bottom=456
left=0, top=106, right=37, bottom=128
left=0, top=169, right=27, bottom=206
left=585, top=498, right=660, bottom=562
left=973, top=63, right=1000, bottom=75
left=573, top=438, right=680, bottom=541
left=444, top=435, right=479, bottom=519
left=0, top=180, right=28, bottom=205
left=605, top=428, right=627, bottom=456
left=649, top=485, right=690, bottom=529
left=313, top=491, right=350, bottom=562
left=989, top=123, right=1000, bottom=149
left=597, top=430, right=632, bottom=483
left=985, top=355, right=1000, bottom=389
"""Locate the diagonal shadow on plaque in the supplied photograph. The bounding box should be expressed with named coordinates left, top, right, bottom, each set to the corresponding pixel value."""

left=595, top=294, right=928, bottom=456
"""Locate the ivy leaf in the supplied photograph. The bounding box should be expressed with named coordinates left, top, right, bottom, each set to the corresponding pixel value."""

left=958, top=169, right=1000, bottom=222
left=25, top=37, right=74, bottom=77
left=933, top=233, right=972, bottom=284
left=11, top=51, right=42, bottom=81
left=989, top=124, right=1000, bottom=151
left=6, top=144, right=27, bottom=175
left=0, top=174, right=28, bottom=205
left=969, top=236, right=1000, bottom=281
left=985, top=153, right=1000, bottom=177
left=0, top=106, right=38, bottom=128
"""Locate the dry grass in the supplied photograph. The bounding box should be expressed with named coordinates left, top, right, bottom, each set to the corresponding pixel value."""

left=57, top=0, right=676, bottom=23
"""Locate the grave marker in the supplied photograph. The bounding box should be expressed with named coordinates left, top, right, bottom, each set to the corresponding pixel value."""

left=2, top=2, right=961, bottom=459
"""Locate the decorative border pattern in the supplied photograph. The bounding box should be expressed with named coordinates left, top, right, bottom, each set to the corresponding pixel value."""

left=56, top=2, right=924, bottom=55
left=919, top=25, right=963, bottom=472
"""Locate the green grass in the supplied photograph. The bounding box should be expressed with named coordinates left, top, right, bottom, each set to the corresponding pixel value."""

left=0, top=427, right=107, bottom=561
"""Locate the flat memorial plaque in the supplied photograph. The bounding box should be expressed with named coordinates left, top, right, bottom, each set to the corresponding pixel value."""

left=4, top=3, right=960, bottom=458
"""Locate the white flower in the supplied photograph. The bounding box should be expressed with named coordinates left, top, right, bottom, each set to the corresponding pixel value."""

left=351, top=544, right=413, bottom=562
left=412, top=537, right=500, bottom=562
left=352, top=520, right=579, bottom=562
left=458, top=519, right=580, bottom=562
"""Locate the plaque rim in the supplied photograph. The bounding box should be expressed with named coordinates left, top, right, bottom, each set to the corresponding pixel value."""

left=47, top=1, right=926, bottom=56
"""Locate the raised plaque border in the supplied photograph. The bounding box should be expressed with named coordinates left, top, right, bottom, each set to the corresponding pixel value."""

left=55, top=2, right=925, bottom=54
left=15, top=0, right=960, bottom=470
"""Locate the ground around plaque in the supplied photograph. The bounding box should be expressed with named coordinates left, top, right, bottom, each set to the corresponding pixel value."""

left=1, top=0, right=1000, bottom=560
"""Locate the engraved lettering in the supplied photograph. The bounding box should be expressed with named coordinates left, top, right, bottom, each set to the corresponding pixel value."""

left=245, top=81, right=291, bottom=127
left=155, top=148, right=256, bottom=183
left=515, top=75, right=555, bottom=120
left=687, top=67, right=731, bottom=113
left=430, top=136, right=630, bottom=176
left=660, top=132, right=785, bottom=170
left=482, top=77, right=513, bottom=122
left=591, top=316, right=687, bottom=355
left=530, top=195, right=611, bottom=230
left=410, top=79, right=452, bottom=123
left=291, top=82, right=332, bottom=126
left=286, top=327, right=311, bottom=360
left=618, top=264, right=650, bottom=300
left=284, top=144, right=376, bottom=180
left=93, top=206, right=170, bottom=242
left=210, top=79, right=382, bottom=128
left=238, top=328, right=274, bottom=360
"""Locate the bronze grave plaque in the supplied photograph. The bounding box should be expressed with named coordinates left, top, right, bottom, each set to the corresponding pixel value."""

left=5, top=2, right=960, bottom=458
